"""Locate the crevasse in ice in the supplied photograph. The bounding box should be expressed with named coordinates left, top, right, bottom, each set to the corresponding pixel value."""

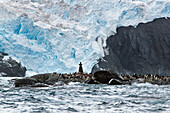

left=0, top=0, right=169, bottom=73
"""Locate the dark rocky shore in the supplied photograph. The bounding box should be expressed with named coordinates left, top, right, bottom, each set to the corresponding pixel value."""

left=13, top=72, right=93, bottom=87
left=13, top=70, right=170, bottom=87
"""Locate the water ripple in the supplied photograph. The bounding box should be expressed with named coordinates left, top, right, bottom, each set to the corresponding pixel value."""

left=0, top=78, right=170, bottom=112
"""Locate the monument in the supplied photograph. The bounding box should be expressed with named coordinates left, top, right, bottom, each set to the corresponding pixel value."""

left=78, top=62, right=83, bottom=73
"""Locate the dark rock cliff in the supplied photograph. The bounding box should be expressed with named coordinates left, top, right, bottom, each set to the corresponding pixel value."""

left=0, top=52, right=26, bottom=77
left=92, top=17, right=170, bottom=76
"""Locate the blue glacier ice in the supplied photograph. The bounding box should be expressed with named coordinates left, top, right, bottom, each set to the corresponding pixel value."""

left=0, top=0, right=169, bottom=73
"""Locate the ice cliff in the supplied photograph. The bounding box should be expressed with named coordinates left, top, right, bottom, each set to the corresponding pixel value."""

left=0, top=0, right=169, bottom=73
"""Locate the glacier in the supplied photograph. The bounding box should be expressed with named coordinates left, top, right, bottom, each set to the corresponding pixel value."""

left=0, top=0, right=169, bottom=73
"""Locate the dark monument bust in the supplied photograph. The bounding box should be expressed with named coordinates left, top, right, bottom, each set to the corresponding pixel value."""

left=78, top=62, right=83, bottom=73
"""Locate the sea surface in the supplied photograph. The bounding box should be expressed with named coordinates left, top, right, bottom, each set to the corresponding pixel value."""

left=0, top=77, right=170, bottom=113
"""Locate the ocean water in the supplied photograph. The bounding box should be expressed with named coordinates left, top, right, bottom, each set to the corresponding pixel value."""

left=0, top=77, right=170, bottom=113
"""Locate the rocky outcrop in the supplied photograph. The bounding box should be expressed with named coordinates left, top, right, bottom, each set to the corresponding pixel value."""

left=13, top=71, right=128, bottom=87
left=13, top=71, right=170, bottom=87
left=13, top=72, right=92, bottom=87
left=0, top=52, right=26, bottom=77
left=15, top=78, right=37, bottom=87
left=92, top=17, right=170, bottom=76
left=93, top=70, right=124, bottom=84
left=14, top=73, right=60, bottom=87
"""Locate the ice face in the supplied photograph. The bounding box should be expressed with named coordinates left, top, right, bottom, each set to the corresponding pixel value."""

left=0, top=0, right=169, bottom=73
